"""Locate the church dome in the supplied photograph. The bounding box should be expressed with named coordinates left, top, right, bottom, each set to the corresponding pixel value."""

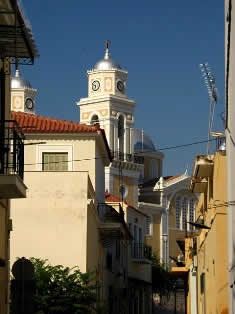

left=11, top=69, right=32, bottom=89
left=133, top=128, right=156, bottom=152
left=93, top=40, right=121, bottom=71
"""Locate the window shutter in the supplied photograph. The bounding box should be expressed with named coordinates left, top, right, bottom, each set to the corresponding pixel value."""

left=146, top=216, right=152, bottom=235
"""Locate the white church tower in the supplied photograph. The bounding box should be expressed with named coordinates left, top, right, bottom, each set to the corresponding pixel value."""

left=78, top=41, right=143, bottom=206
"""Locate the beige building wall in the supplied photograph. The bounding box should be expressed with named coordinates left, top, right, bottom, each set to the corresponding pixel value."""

left=11, top=171, right=101, bottom=274
left=113, top=175, right=136, bottom=207
left=24, top=134, right=107, bottom=202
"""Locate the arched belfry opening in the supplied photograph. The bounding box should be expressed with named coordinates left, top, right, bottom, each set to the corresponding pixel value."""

left=118, top=115, right=125, bottom=160
left=91, top=114, right=99, bottom=125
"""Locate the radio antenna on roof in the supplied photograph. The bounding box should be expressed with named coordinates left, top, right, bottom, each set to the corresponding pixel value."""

left=199, top=63, right=218, bottom=154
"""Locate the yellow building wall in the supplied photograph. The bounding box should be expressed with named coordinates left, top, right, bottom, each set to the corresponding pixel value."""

left=196, top=152, right=228, bottom=314
left=11, top=172, right=95, bottom=273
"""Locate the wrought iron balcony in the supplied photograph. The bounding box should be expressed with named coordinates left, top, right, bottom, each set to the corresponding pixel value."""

left=131, top=243, right=152, bottom=262
left=0, top=120, right=26, bottom=198
left=110, top=150, right=144, bottom=164
left=0, top=120, right=24, bottom=179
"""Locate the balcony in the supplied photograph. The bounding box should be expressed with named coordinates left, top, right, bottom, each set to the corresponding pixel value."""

left=97, top=203, right=126, bottom=241
left=0, top=120, right=27, bottom=198
left=131, top=243, right=152, bottom=264
left=110, top=151, right=144, bottom=165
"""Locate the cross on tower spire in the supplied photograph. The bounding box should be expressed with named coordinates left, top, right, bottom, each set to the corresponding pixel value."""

left=104, top=40, right=111, bottom=60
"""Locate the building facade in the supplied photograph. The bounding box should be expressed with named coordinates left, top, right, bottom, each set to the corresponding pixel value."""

left=139, top=171, right=197, bottom=268
left=0, top=1, right=38, bottom=312
left=190, top=151, right=228, bottom=314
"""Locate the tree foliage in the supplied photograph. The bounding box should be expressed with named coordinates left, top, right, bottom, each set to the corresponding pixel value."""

left=29, top=258, right=99, bottom=314
left=151, top=255, right=174, bottom=298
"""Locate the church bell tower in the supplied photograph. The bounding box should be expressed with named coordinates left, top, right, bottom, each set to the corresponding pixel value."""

left=77, top=41, right=143, bottom=207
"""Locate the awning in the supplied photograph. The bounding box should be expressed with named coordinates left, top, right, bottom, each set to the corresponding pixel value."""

left=0, top=0, right=39, bottom=64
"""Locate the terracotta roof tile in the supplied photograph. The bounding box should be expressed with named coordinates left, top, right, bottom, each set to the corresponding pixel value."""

left=11, top=111, right=101, bottom=134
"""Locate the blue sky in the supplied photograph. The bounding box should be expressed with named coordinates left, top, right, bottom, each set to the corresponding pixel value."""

left=20, top=0, right=225, bottom=175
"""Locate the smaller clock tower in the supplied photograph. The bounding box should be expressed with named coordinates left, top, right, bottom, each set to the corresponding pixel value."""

left=11, top=68, right=37, bottom=114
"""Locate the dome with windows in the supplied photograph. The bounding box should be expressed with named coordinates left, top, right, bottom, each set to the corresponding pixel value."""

left=11, top=69, right=32, bottom=89
left=133, top=128, right=156, bottom=152
left=93, top=41, right=121, bottom=71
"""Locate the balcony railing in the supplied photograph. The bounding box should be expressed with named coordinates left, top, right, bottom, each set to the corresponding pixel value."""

left=0, top=120, right=24, bottom=180
left=131, top=243, right=152, bottom=260
left=97, top=202, right=124, bottom=223
left=110, top=151, right=144, bottom=165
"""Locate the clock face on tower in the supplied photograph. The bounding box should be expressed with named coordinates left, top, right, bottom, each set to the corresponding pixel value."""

left=92, top=80, right=100, bottom=91
left=25, top=98, right=34, bottom=110
left=117, top=80, right=124, bottom=92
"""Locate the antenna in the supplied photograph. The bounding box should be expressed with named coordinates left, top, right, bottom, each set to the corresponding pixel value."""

left=199, top=63, right=218, bottom=154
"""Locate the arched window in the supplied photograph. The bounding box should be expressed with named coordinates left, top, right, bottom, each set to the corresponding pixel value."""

left=176, top=196, right=181, bottom=229
left=189, top=199, right=195, bottom=231
left=91, top=114, right=99, bottom=125
left=118, top=115, right=124, bottom=158
left=182, top=198, right=188, bottom=231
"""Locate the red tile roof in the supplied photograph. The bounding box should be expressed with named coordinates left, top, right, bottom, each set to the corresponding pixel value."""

left=11, top=111, right=101, bottom=133
left=104, top=192, right=148, bottom=217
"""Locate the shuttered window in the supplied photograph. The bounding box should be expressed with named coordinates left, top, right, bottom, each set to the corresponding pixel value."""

left=42, top=152, right=68, bottom=171
left=146, top=216, right=152, bottom=235
left=176, top=197, right=181, bottom=229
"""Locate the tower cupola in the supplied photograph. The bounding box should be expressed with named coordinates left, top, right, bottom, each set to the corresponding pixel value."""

left=93, top=40, right=121, bottom=71
left=11, top=67, right=37, bottom=114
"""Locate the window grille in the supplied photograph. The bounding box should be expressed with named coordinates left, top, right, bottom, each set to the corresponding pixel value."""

left=146, top=216, right=152, bottom=235
left=176, top=197, right=181, bottom=229
left=182, top=198, right=188, bottom=231
left=189, top=199, right=195, bottom=231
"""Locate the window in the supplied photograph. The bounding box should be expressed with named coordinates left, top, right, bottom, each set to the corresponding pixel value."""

left=42, top=152, right=68, bottom=171
left=176, top=196, right=195, bottom=231
left=182, top=198, right=188, bottom=231
left=189, top=199, right=195, bottom=231
left=176, top=196, right=181, bottom=229
left=146, top=216, right=152, bottom=235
